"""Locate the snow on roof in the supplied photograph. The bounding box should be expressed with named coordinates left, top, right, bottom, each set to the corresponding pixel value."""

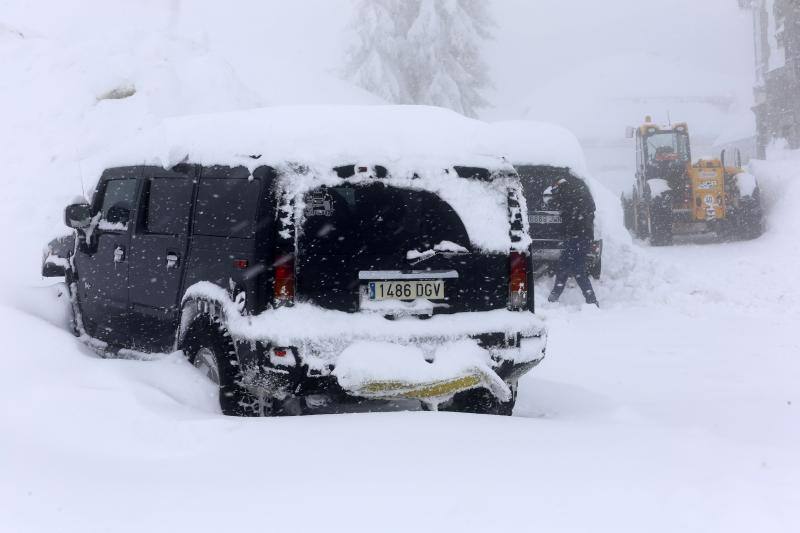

left=87, top=105, right=512, bottom=176
left=86, top=105, right=589, bottom=179
left=483, top=120, right=588, bottom=176
left=85, top=105, right=542, bottom=253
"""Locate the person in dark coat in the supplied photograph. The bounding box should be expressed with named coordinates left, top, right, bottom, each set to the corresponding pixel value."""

left=547, top=177, right=598, bottom=306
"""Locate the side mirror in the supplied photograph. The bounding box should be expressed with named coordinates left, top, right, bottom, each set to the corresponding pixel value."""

left=625, top=126, right=636, bottom=139
left=64, top=203, right=92, bottom=230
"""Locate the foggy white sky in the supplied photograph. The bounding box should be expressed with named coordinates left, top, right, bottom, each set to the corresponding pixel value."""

left=2, top=0, right=757, bottom=139
left=484, top=0, right=754, bottom=120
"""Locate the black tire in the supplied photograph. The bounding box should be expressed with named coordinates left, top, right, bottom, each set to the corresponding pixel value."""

left=735, top=193, right=764, bottom=240
left=648, top=197, right=673, bottom=246
left=183, top=317, right=261, bottom=417
left=622, top=193, right=634, bottom=231
left=442, top=385, right=516, bottom=416
left=64, top=270, right=81, bottom=338
left=633, top=197, right=649, bottom=239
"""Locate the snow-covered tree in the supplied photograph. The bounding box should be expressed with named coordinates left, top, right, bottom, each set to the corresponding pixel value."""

left=343, top=0, right=418, bottom=104
left=344, top=0, right=493, bottom=117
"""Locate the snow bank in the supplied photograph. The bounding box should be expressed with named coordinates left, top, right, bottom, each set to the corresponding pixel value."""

left=4, top=276, right=799, bottom=533
left=749, top=144, right=800, bottom=240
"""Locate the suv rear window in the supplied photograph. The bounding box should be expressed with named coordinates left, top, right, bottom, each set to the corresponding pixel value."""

left=300, top=183, right=470, bottom=256
left=194, top=178, right=260, bottom=238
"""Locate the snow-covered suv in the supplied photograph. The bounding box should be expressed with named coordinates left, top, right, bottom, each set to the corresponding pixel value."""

left=50, top=159, right=547, bottom=416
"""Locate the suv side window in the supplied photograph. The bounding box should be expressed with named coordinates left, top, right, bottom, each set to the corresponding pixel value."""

left=194, top=178, right=260, bottom=238
left=100, top=179, right=138, bottom=226
left=145, top=178, right=194, bottom=235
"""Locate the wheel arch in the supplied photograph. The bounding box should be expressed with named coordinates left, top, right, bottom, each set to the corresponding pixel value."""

left=175, top=295, right=232, bottom=354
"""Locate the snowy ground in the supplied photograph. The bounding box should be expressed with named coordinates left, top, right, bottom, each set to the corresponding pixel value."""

left=2, top=3, right=798, bottom=531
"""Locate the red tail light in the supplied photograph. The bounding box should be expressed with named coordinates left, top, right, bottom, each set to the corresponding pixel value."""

left=273, top=256, right=295, bottom=305
left=508, top=251, right=528, bottom=311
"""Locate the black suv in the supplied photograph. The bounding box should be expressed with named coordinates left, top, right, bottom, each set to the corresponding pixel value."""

left=46, top=162, right=547, bottom=416
left=516, top=165, right=602, bottom=280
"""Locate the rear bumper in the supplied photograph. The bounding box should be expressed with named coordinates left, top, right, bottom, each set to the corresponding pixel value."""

left=233, top=308, right=547, bottom=403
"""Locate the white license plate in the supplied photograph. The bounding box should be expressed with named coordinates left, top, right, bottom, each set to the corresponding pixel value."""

left=368, top=280, right=445, bottom=301
left=531, top=214, right=562, bottom=224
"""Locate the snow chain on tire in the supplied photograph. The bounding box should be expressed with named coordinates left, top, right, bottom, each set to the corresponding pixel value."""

left=184, top=313, right=261, bottom=417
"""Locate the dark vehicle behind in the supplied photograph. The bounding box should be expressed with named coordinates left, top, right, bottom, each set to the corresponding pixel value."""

left=515, top=165, right=602, bottom=279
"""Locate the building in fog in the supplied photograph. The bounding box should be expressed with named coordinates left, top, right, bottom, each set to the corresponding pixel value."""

left=740, top=0, right=800, bottom=156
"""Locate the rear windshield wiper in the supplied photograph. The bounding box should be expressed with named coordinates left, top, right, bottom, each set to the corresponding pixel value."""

left=406, top=241, right=469, bottom=265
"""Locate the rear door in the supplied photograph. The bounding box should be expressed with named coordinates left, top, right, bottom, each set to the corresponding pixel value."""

left=181, top=169, right=263, bottom=309
left=73, top=174, right=140, bottom=345
left=296, top=183, right=509, bottom=314
left=128, top=170, right=196, bottom=351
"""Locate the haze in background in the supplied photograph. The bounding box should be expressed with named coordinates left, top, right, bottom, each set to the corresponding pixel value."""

left=485, top=0, right=754, bottom=121
left=484, top=0, right=756, bottom=193
left=0, top=0, right=756, bottom=199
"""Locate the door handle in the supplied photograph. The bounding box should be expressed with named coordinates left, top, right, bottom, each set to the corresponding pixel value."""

left=166, top=252, right=180, bottom=269
left=113, top=245, right=125, bottom=263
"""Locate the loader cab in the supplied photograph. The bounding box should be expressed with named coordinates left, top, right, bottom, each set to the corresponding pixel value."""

left=637, top=123, right=691, bottom=184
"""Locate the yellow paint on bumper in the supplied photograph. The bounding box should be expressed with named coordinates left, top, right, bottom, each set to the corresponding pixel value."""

left=357, top=373, right=483, bottom=399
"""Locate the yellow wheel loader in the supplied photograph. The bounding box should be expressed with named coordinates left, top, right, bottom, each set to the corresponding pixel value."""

left=621, top=117, right=764, bottom=245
